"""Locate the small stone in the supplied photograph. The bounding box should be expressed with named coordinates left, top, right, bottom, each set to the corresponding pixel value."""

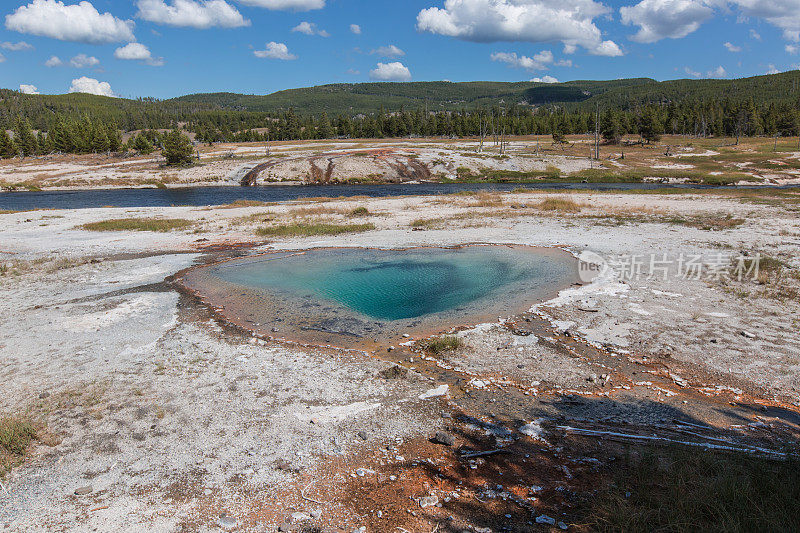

left=431, top=431, right=455, bottom=446
left=419, top=495, right=439, bottom=508
left=310, top=509, right=322, bottom=519
left=74, top=486, right=93, bottom=496
left=587, top=373, right=598, bottom=383
left=536, top=515, right=556, bottom=525
left=291, top=512, right=311, bottom=522
left=558, top=522, right=569, bottom=530
left=38, top=392, right=50, bottom=400
left=218, top=514, right=238, bottom=530
left=741, top=331, right=756, bottom=339
left=277, top=523, right=293, bottom=532
left=357, top=430, right=369, bottom=441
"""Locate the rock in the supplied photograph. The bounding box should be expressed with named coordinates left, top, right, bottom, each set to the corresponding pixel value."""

left=419, top=495, right=438, bottom=508
left=352, top=528, right=366, bottom=533
left=310, top=509, right=322, bottom=519
left=74, top=486, right=93, bottom=496
left=741, top=331, right=756, bottom=339
left=431, top=431, right=455, bottom=446
left=587, top=373, right=598, bottom=383
left=277, top=523, right=293, bottom=532
left=218, top=514, right=238, bottom=530
left=357, top=430, right=369, bottom=441
left=558, top=522, right=569, bottom=530
left=290, top=512, right=311, bottom=522
left=38, top=392, right=50, bottom=400
left=536, top=514, right=556, bottom=525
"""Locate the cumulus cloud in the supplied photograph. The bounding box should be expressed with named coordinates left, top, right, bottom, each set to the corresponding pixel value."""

left=68, top=76, right=115, bottom=97
left=5, top=0, right=135, bottom=44
left=350, top=24, right=361, bottom=34
left=0, top=53, right=5, bottom=63
left=531, top=75, right=559, bottom=83
left=1, top=41, right=34, bottom=51
left=766, top=64, right=782, bottom=74
left=236, top=0, right=325, bottom=9
left=45, top=55, right=63, bottom=67
left=416, top=0, right=622, bottom=57
left=787, top=44, right=799, bottom=54
left=291, top=21, right=329, bottom=36
left=620, top=1, right=800, bottom=45
left=371, top=45, right=405, bottom=57
left=136, top=0, right=249, bottom=29
left=114, top=42, right=164, bottom=66
left=723, top=41, right=741, bottom=52
left=69, top=53, right=99, bottom=68
left=369, top=61, right=412, bottom=81
left=684, top=65, right=727, bottom=78
left=491, top=50, right=572, bottom=71
left=620, top=0, right=713, bottom=43
left=19, top=84, right=39, bottom=94
left=253, top=41, right=297, bottom=60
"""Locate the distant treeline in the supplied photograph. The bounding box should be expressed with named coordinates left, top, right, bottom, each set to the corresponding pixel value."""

left=1, top=92, right=799, bottom=159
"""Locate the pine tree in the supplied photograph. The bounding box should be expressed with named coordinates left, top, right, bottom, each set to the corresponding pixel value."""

left=161, top=129, right=194, bottom=166
left=0, top=129, right=16, bottom=158
left=133, top=133, right=154, bottom=154
left=13, top=117, right=37, bottom=157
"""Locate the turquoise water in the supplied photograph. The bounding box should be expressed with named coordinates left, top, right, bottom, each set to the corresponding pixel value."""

left=212, top=247, right=575, bottom=321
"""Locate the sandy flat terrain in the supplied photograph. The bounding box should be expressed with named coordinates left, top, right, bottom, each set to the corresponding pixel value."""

left=1, top=188, right=799, bottom=531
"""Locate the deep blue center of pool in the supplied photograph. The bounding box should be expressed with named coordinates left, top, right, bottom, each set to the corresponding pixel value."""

left=212, top=247, right=574, bottom=321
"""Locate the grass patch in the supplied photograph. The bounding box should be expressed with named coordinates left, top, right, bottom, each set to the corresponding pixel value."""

left=0, top=416, right=37, bottom=477
left=348, top=206, right=371, bottom=217
left=81, top=218, right=194, bottom=232
left=410, top=217, right=447, bottom=229
left=583, top=448, right=800, bottom=532
left=665, top=213, right=745, bottom=231
left=535, top=197, right=584, bottom=213
left=420, top=335, right=463, bottom=355
left=218, top=199, right=277, bottom=209
left=255, top=222, right=374, bottom=237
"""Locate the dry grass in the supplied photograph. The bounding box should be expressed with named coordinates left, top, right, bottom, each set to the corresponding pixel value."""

left=255, top=222, right=374, bottom=237
left=217, top=199, right=277, bottom=209
left=583, top=448, right=800, bottom=532
left=410, top=217, right=447, bottom=229
left=534, top=197, right=586, bottom=213
left=81, top=218, right=194, bottom=232
left=348, top=206, right=371, bottom=217
left=0, top=415, right=37, bottom=478
left=466, top=192, right=505, bottom=207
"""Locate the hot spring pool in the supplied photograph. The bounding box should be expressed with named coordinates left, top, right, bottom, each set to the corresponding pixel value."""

left=179, top=246, right=578, bottom=348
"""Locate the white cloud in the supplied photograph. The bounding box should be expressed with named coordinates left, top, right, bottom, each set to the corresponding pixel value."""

left=416, top=0, right=622, bottom=57
left=114, top=42, right=164, bottom=66
left=291, top=21, right=329, bottom=36
left=724, top=41, right=741, bottom=52
left=684, top=65, right=727, bottom=78
left=5, top=0, right=135, bottom=44
left=371, top=45, right=405, bottom=57
left=531, top=75, right=559, bottom=83
left=135, top=0, right=250, bottom=29
left=750, top=28, right=761, bottom=40
left=726, top=1, right=800, bottom=42
left=253, top=41, right=297, bottom=60
left=69, top=53, right=100, bottom=68
left=491, top=50, right=557, bottom=71
left=0, top=53, right=5, bottom=63
left=369, top=61, right=412, bottom=81
left=44, top=55, right=62, bottom=67
left=350, top=24, right=361, bottom=34
left=68, top=76, right=115, bottom=97
left=620, top=0, right=713, bottom=43
left=787, top=44, right=799, bottom=54
left=235, top=0, right=325, bottom=9
left=19, top=84, right=39, bottom=94
left=1, top=41, right=34, bottom=51
left=767, top=64, right=782, bottom=74
left=346, top=68, right=360, bottom=75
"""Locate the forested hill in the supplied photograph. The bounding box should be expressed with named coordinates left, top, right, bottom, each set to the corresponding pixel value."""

left=169, top=72, right=800, bottom=115
left=2, top=71, right=800, bottom=131
left=168, top=79, right=654, bottom=115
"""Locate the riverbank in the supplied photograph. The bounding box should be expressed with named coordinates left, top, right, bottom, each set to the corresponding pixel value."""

left=1, top=188, right=799, bottom=531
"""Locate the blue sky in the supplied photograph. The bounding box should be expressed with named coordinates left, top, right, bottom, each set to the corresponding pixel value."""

left=0, top=0, right=797, bottom=98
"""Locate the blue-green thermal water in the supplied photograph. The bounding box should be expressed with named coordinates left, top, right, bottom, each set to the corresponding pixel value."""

left=211, top=247, right=575, bottom=322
